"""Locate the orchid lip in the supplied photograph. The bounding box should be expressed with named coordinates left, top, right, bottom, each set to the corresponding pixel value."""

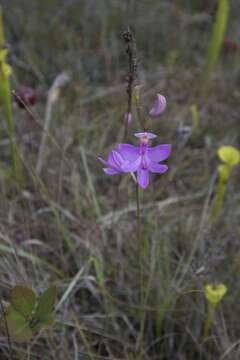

left=134, top=132, right=157, bottom=140
left=134, top=132, right=157, bottom=144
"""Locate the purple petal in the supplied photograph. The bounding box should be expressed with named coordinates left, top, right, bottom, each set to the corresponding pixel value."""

left=121, top=157, right=141, bottom=172
left=111, top=151, right=125, bottom=167
left=103, top=168, right=120, bottom=175
left=134, top=132, right=157, bottom=140
left=116, top=144, right=139, bottom=162
left=107, top=150, right=126, bottom=170
left=148, top=144, right=171, bottom=162
left=148, top=162, right=168, bottom=173
left=149, top=94, right=167, bottom=117
left=137, top=168, right=149, bottom=189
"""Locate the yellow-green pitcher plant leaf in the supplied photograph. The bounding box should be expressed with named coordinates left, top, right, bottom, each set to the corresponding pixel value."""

left=204, top=0, right=230, bottom=76
left=0, top=6, right=5, bottom=46
left=204, top=283, right=227, bottom=305
left=217, top=164, right=230, bottom=182
left=218, top=146, right=240, bottom=167
left=0, top=7, right=22, bottom=186
left=0, top=48, right=8, bottom=61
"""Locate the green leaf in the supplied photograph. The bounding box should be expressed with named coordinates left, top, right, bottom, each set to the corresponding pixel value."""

left=5, top=306, right=32, bottom=343
left=11, top=286, right=37, bottom=319
left=34, top=286, right=57, bottom=323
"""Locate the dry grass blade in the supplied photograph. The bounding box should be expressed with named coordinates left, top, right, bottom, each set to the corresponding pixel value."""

left=99, top=191, right=206, bottom=227
left=36, top=72, right=70, bottom=174
left=55, top=265, right=86, bottom=311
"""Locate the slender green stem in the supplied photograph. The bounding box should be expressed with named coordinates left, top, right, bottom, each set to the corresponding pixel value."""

left=136, top=183, right=140, bottom=223
left=136, top=183, right=145, bottom=355
left=136, top=184, right=142, bottom=297
left=136, top=183, right=141, bottom=274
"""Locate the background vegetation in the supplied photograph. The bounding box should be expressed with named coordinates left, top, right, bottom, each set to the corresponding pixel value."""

left=0, top=0, right=239, bottom=359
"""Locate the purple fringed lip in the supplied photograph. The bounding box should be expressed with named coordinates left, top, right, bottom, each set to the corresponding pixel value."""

left=134, top=132, right=157, bottom=140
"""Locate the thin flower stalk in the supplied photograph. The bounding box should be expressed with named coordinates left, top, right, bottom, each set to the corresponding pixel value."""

left=122, top=28, right=137, bottom=136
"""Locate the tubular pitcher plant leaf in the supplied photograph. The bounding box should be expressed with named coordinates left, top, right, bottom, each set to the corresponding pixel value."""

left=190, top=104, right=199, bottom=131
left=0, top=6, right=5, bottom=45
left=203, top=283, right=227, bottom=339
left=204, top=0, right=230, bottom=76
left=0, top=6, right=22, bottom=186
left=218, top=146, right=240, bottom=166
left=211, top=145, right=239, bottom=220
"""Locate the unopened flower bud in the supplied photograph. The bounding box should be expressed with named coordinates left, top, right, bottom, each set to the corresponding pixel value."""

left=133, top=84, right=144, bottom=104
left=149, top=94, right=167, bottom=117
left=124, top=112, right=132, bottom=125
left=14, top=85, right=37, bottom=109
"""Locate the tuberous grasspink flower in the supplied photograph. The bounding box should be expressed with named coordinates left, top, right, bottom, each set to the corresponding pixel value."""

left=99, top=132, right=171, bottom=189
left=149, top=94, right=167, bottom=117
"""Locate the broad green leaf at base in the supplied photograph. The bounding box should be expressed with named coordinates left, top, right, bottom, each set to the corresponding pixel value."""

left=5, top=305, right=32, bottom=343
left=11, top=286, right=37, bottom=318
